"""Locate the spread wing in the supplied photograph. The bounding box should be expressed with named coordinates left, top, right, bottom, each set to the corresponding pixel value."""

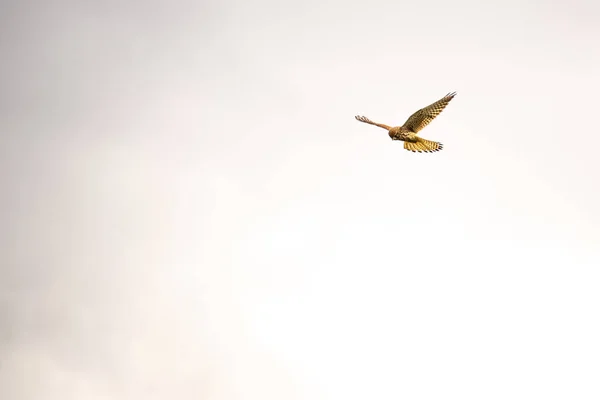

left=401, top=92, right=456, bottom=133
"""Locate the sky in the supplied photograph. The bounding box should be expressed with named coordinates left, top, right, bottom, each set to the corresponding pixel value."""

left=1, top=0, right=600, bottom=399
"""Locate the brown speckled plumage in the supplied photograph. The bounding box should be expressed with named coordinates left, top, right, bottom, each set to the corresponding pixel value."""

left=355, top=92, right=456, bottom=153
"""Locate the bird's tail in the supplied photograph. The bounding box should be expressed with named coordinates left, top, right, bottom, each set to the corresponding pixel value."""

left=404, top=137, right=443, bottom=153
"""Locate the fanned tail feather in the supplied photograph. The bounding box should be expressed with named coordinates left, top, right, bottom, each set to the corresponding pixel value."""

left=404, top=138, right=443, bottom=153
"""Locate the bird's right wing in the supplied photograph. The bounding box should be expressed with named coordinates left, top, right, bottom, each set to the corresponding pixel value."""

left=355, top=115, right=391, bottom=130
left=401, top=92, right=456, bottom=133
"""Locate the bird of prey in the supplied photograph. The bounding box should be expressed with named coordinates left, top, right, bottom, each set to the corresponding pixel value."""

left=355, top=92, right=456, bottom=153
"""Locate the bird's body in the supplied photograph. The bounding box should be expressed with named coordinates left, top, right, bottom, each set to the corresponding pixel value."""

left=355, top=92, right=456, bottom=153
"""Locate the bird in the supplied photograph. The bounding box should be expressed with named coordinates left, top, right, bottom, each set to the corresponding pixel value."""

left=355, top=91, right=456, bottom=153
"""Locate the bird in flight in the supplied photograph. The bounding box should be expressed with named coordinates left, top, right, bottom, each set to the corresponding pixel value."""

left=355, top=92, right=456, bottom=153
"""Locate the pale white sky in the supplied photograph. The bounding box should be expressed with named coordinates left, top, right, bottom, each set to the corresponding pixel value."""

left=1, top=0, right=600, bottom=399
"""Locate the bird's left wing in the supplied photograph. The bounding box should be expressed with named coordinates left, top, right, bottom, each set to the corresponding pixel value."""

left=401, top=92, right=456, bottom=133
